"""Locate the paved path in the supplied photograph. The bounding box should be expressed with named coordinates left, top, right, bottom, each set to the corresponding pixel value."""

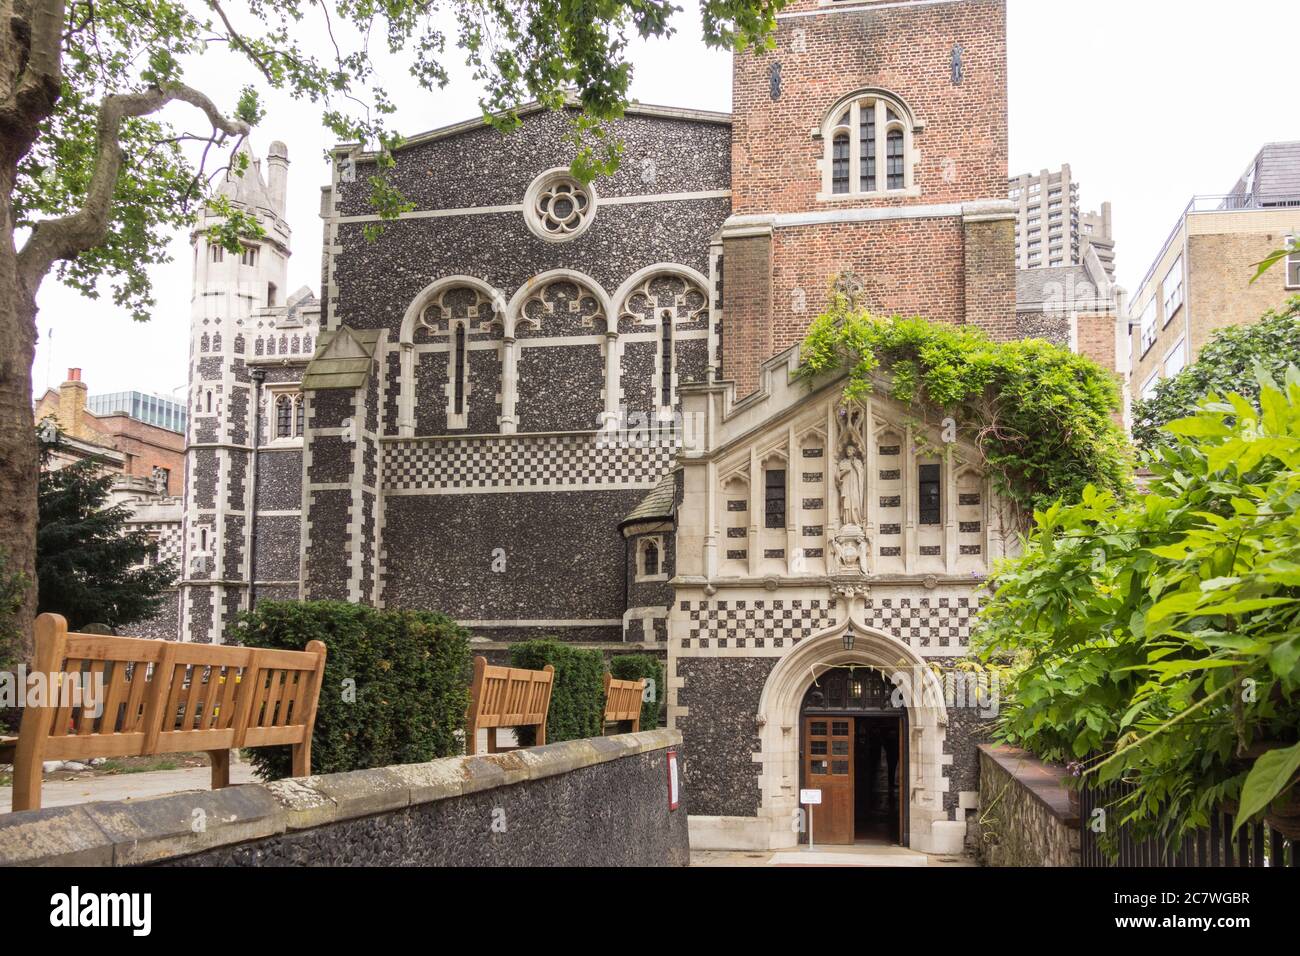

left=692, top=845, right=975, bottom=867
left=1, top=764, right=258, bottom=813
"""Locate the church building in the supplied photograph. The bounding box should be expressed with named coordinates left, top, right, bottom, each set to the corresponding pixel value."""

left=176, top=0, right=1019, bottom=854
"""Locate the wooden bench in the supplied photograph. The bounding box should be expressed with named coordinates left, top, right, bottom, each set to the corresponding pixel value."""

left=464, top=656, right=554, bottom=755
left=0, top=613, right=327, bottom=812
left=602, top=673, right=646, bottom=734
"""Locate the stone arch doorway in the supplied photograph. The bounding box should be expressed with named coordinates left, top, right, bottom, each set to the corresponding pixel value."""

left=754, top=618, right=961, bottom=854
left=799, top=666, right=907, bottom=846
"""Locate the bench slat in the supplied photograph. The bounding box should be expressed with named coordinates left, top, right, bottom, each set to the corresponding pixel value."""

left=9, top=614, right=327, bottom=813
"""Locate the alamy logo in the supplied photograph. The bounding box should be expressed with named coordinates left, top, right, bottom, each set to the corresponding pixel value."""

left=49, top=886, right=152, bottom=936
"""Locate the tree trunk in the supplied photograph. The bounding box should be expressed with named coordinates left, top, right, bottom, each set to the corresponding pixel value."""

left=0, top=157, right=39, bottom=663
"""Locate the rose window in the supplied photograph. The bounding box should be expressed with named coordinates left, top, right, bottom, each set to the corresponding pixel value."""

left=524, top=169, right=597, bottom=241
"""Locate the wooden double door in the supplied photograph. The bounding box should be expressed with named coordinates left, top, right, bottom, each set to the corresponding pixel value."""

left=802, top=714, right=905, bottom=845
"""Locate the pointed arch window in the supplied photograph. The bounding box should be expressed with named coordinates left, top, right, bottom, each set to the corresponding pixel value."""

left=644, top=539, right=659, bottom=576
left=273, top=390, right=305, bottom=440
left=820, top=92, right=916, bottom=199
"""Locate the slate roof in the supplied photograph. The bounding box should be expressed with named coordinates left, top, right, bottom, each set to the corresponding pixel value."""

left=302, top=327, right=382, bottom=391
left=621, top=470, right=677, bottom=527
left=1229, top=142, right=1300, bottom=201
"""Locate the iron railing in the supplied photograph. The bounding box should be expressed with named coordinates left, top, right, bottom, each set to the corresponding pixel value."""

left=1080, top=778, right=1299, bottom=868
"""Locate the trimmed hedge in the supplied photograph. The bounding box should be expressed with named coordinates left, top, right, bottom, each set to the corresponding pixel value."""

left=230, top=601, right=472, bottom=779
left=509, top=639, right=604, bottom=745
left=609, top=654, right=664, bottom=731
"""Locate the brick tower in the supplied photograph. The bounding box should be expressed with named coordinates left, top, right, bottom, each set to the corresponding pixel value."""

left=721, top=0, right=1015, bottom=395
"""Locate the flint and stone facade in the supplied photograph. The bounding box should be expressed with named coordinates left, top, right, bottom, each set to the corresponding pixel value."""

left=179, top=0, right=1024, bottom=853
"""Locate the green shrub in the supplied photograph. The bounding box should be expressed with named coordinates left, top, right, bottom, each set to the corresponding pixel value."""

left=230, top=601, right=472, bottom=779
left=509, top=639, right=604, bottom=744
left=609, top=653, right=664, bottom=730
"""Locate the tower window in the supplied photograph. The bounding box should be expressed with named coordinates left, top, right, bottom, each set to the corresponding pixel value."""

left=821, top=92, right=914, bottom=198
left=276, top=394, right=292, bottom=438
left=859, top=107, right=876, bottom=192
left=918, top=464, right=941, bottom=525
left=660, top=309, right=674, bottom=407
left=274, top=391, right=304, bottom=439
left=832, top=132, right=849, bottom=194
left=887, top=129, right=905, bottom=190
left=240, top=245, right=259, bottom=267
left=210, top=245, right=224, bottom=263
left=765, top=468, right=787, bottom=530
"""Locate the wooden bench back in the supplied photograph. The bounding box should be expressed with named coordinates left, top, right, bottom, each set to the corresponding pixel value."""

left=602, top=673, right=646, bottom=732
left=9, top=613, right=327, bottom=811
left=464, top=656, right=554, bottom=755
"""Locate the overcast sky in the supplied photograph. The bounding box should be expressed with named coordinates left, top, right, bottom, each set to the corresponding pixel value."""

left=29, top=0, right=1300, bottom=400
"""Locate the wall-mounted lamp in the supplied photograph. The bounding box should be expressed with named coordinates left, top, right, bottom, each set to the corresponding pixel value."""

left=843, top=627, right=855, bottom=652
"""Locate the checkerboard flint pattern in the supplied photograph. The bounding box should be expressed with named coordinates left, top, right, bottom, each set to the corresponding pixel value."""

left=384, top=434, right=674, bottom=491
left=679, top=598, right=837, bottom=650
left=866, top=596, right=977, bottom=649
left=677, top=594, right=980, bottom=651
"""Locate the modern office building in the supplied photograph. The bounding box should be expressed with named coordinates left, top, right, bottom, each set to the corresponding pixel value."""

left=86, top=390, right=188, bottom=434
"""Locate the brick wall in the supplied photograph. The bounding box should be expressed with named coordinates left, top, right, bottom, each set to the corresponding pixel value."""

left=720, top=231, right=774, bottom=393
left=721, top=0, right=1013, bottom=395
left=1076, top=311, right=1120, bottom=376
left=1188, top=231, right=1298, bottom=357
left=962, top=216, right=1016, bottom=340
left=730, top=0, right=1008, bottom=214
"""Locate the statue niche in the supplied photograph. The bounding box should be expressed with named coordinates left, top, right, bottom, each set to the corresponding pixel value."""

left=831, top=402, right=869, bottom=576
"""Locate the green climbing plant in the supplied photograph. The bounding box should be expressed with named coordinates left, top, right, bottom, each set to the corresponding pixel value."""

left=796, top=293, right=1132, bottom=515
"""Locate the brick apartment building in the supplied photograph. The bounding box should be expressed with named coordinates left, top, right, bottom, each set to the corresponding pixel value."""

left=34, top=368, right=185, bottom=496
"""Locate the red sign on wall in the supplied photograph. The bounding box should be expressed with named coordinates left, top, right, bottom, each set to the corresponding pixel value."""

left=667, top=748, right=680, bottom=811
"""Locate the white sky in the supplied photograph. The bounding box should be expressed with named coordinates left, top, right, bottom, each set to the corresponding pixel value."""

left=29, top=0, right=1300, bottom=399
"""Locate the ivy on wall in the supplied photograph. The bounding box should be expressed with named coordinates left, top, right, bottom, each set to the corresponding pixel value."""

left=796, top=294, right=1132, bottom=515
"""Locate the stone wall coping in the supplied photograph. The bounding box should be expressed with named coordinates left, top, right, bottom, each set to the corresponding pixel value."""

left=0, top=728, right=682, bottom=867
left=978, top=743, right=1080, bottom=827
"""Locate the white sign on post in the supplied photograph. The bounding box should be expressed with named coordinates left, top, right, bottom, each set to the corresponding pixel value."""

left=800, top=789, right=822, bottom=850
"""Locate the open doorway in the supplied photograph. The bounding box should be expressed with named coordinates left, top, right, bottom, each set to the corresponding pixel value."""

left=799, top=667, right=908, bottom=846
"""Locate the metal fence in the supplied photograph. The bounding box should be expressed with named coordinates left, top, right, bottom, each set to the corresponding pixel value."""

left=1080, top=780, right=1299, bottom=868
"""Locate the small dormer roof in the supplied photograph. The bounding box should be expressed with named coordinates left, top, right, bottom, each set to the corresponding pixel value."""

left=302, top=326, right=382, bottom=390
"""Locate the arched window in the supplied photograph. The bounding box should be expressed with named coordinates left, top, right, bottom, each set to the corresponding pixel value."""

left=832, top=132, right=850, bottom=194
left=453, top=323, right=466, bottom=415
left=659, top=309, right=674, bottom=408
left=276, top=394, right=293, bottom=438
left=643, top=539, right=659, bottom=577
left=294, top=394, right=305, bottom=436
left=820, top=92, right=916, bottom=199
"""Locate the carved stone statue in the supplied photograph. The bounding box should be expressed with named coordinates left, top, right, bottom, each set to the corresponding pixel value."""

left=837, top=445, right=865, bottom=528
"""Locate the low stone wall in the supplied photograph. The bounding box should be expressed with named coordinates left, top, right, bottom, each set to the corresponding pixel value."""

left=972, top=744, right=1079, bottom=867
left=0, top=730, right=688, bottom=867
